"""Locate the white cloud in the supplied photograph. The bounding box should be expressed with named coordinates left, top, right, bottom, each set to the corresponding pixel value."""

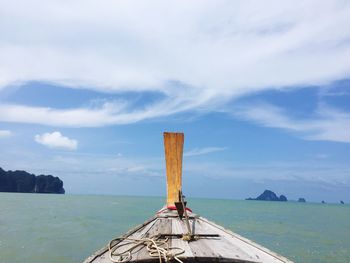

left=34, top=131, right=78, bottom=150
left=0, top=1, right=349, bottom=127
left=184, top=147, right=227, bottom=157
left=233, top=103, right=350, bottom=143
left=0, top=97, right=199, bottom=127
left=0, top=129, right=12, bottom=138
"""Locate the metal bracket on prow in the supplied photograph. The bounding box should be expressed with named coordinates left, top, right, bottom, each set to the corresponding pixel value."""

left=174, top=191, right=219, bottom=242
left=175, top=190, right=192, bottom=240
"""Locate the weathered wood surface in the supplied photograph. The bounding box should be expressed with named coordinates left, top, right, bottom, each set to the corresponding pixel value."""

left=83, top=209, right=293, bottom=263
left=164, top=132, right=184, bottom=206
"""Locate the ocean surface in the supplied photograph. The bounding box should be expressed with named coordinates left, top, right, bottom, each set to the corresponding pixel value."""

left=0, top=193, right=349, bottom=263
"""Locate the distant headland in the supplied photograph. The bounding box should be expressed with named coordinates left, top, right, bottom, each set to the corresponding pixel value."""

left=246, top=189, right=287, bottom=201
left=298, top=198, right=306, bottom=202
left=0, top=167, right=65, bottom=194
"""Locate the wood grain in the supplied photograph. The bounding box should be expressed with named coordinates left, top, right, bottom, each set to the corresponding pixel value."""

left=164, top=132, right=184, bottom=206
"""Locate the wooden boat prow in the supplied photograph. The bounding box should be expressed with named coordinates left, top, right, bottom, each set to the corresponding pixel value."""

left=83, top=133, right=293, bottom=263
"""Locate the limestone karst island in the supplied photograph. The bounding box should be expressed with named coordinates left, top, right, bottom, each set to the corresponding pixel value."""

left=0, top=167, right=65, bottom=194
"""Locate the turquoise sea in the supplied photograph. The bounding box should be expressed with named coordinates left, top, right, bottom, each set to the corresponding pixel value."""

left=0, top=193, right=349, bottom=263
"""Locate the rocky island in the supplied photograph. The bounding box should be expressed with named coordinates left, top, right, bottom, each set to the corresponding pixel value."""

left=246, top=189, right=287, bottom=201
left=0, top=167, right=65, bottom=194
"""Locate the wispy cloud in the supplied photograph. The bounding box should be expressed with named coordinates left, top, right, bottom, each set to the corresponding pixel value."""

left=0, top=129, right=12, bottom=138
left=314, top=153, right=330, bottom=159
left=320, top=90, right=350, bottom=97
left=184, top=147, right=227, bottom=157
left=232, top=103, right=350, bottom=143
left=0, top=1, right=350, bottom=127
left=0, top=95, right=205, bottom=127
left=35, top=131, right=78, bottom=150
left=184, top=160, right=350, bottom=187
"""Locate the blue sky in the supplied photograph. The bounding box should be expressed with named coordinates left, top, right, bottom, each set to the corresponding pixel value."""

left=0, top=1, right=350, bottom=202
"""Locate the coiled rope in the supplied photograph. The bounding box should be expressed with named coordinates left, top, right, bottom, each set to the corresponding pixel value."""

left=108, top=236, right=185, bottom=263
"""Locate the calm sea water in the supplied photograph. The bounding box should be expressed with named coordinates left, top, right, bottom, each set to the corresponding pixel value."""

left=0, top=193, right=349, bottom=263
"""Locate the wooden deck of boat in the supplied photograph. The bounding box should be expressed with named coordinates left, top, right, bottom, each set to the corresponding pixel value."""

left=83, top=209, right=293, bottom=263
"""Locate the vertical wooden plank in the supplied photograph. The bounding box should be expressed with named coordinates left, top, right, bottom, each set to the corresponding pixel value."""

left=164, top=132, right=184, bottom=206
